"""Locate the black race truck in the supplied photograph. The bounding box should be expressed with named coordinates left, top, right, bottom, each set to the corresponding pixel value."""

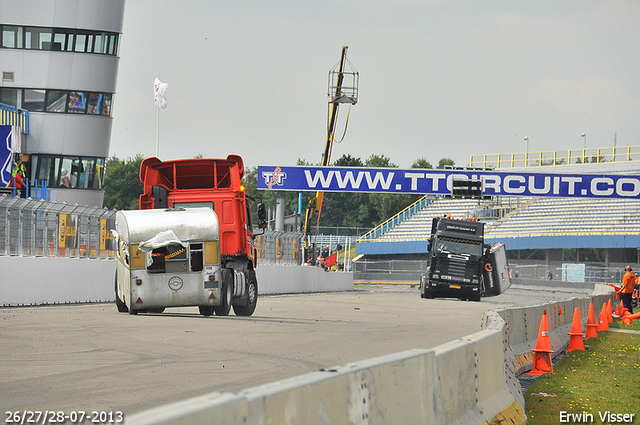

left=419, top=216, right=510, bottom=301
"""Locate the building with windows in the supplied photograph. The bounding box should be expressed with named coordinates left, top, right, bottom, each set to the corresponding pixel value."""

left=0, top=1, right=125, bottom=206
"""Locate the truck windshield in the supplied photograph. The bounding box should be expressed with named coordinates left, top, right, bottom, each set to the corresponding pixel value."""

left=435, top=237, right=482, bottom=256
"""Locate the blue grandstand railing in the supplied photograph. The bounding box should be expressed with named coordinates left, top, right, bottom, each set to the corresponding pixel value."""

left=0, top=102, right=30, bottom=134
left=357, top=195, right=432, bottom=243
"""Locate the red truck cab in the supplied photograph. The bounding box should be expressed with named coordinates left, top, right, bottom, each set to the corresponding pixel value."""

left=139, top=155, right=258, bottom=267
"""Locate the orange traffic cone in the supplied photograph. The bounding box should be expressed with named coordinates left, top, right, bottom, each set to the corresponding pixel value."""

left=567, top=307, right=585, bottom=352
left=607, top=299, right=613, bottom=324
left=527, top=310, right=555, bottom=375
left=614, top=300, right=623, bottom=318
left=622, top=312, right=640, bottom=325
left=597, top=304, right=609, bottom=331
left=584, top=303, right=598, bottom=340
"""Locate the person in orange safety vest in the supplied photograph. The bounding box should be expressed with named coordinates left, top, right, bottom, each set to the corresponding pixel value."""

left=621, top=265, right=635, bottom=314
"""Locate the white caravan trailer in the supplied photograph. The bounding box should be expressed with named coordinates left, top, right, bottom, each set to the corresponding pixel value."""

left=114, top=207, right=231, bottom=316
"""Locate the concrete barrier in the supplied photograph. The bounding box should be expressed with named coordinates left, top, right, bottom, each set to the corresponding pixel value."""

left=256, top=265, right=353, bottom=295
left=0, top=256, right=116, bottom=306
left=0, top=257, right=353, bottom=306
left=123, top=286, right=617, bottom=425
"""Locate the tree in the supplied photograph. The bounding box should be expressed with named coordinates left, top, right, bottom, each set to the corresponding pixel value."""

left=365, top=154, right=397, bottom=168
left=411, top=158, right=433, bottom=169
left=103, top=155, right=145, bottom=210
left=437, top=158, right=455, bottom=169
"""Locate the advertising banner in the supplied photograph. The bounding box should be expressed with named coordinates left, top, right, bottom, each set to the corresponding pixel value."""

left=0, top=125, right=14, bottom=187
left=257, top=166, right=640, bottom=199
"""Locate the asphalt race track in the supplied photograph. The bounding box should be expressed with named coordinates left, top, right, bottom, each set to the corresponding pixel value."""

left=1, top=284, right=587, bottom=419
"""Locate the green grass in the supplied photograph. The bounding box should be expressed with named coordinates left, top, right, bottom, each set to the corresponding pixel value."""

left=524, top=318, right=640, bottom=424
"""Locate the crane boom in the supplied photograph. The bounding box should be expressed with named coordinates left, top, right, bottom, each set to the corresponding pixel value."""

left=303, top=46, right=351, bottom=251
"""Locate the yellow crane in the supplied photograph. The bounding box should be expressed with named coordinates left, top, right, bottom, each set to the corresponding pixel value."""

left=303, top=46, right=358, bottom=255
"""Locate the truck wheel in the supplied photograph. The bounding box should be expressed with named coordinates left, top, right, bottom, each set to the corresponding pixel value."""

left=214, top=268, right=232, bottom=316
left=114, top=271, right=128, bottom=313
left=199, top=306, right=214, bottom=317
left=234, top=270, right=258, bottom=316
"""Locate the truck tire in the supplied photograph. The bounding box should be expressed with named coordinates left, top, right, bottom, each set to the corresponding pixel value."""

left=114, top=271, right=128, bottom=313
left=214, top=268, right=232, bottom=316
left=199, top=306, right=214, bottom=317
left=233, top=270, right=258, bottom=316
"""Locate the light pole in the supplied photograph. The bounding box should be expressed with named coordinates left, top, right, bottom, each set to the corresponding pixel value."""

left=581, top=133, right=586, bottom=163
left=524, top=136, right=529, bottom=167
left=581, top=133, right=586, bottom=150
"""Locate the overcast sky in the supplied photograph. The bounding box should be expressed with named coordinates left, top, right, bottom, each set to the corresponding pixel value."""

left=109, top=0, right=640, bottom=171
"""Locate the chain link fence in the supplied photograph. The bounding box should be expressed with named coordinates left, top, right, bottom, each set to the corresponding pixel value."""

left=0, top=195, right=117, bottom=258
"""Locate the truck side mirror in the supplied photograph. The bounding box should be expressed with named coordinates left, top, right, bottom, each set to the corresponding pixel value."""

left=257, top=203, right=267, bottom=229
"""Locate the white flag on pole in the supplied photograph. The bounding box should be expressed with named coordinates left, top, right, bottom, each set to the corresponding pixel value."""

left=154, top=78, right=168, bottom=109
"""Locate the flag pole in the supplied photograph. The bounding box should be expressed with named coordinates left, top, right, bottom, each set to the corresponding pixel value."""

left=156, top=105, right=159, bottom=158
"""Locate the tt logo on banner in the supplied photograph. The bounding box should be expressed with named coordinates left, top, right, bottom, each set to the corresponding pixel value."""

left=262, top=167, right=287, bottom=189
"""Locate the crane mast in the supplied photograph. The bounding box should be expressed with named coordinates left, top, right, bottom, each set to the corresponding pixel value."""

left=303, top=46, right=358, bottom=258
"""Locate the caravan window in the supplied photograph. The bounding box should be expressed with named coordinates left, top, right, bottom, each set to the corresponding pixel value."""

left=147, top=243, right=204, bottom=273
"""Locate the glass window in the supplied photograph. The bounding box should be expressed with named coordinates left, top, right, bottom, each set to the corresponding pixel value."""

left=52, top=31, right=65, bottom=51
left=75, top=32, right=87, bottom=52
left=46, top=90, right=68, bottom=112
left=36, top=156, right=60, bottom=188
left=100, top=94, right=112, bottom=116
left=60, top=157, right=80, bottom=188
left=94, top=158, right=105, bottom=189
left=87, top=93, right=102, bottom=114
left=68, top=92, right=87, bottom=114
left=86, top=34, right=94, bottom=53
left=23, top=89, right=45, bottom=111
left=53, top=28, right=74, bottom=51
left=78, top=157, right=96, bottom=189
left=0, top=88, right=22, bottom=108
left=94, top=32, right=106, bottom=54
left=30, top=154, right=38, bottom=184
left=2, top=25, right=23, bottom=48
left=25, top=27, right=52, bottom=50
left=108, top=34, right=117, bottom=55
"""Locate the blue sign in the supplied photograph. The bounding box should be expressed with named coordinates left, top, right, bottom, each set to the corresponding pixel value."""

left=0, top=125, right=13, bottom=187
left=257, top=165, right=640, bottom=199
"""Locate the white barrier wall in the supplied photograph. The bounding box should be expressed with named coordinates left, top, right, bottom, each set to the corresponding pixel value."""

left=0, top=257, right=116, bottom=306
left=0, top=258, right=353, bottom=306
left=123, top=288, right=617, bottom=425
left=256, top=265, right=353, bottom=294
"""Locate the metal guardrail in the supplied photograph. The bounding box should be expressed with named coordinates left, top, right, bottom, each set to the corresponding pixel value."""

left=357, top=195, right=431, bottom=242
left=0, top=195, right=116, bottom=258
left=469, top=145, right=640, bottom=169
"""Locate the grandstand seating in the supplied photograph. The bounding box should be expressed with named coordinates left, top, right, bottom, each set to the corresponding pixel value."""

left=362, top=196, right=640, bottom=242
left=487, top=197, right=640, bottom=238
